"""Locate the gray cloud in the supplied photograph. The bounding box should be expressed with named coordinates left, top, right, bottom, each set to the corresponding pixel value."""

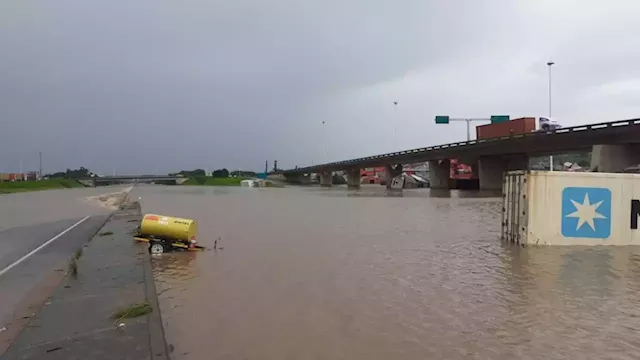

left=1, top=0, right=639, bottom=173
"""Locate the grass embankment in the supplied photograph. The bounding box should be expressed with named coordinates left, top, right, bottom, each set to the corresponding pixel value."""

left=183, top=176, right=247, bottom=186
left=0, top=179, right=83, bottom=194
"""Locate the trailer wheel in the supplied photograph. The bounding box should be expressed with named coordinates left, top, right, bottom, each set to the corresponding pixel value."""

left=149, top=242, right=166, bottom=255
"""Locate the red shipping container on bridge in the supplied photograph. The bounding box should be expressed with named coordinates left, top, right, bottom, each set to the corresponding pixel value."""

left=476, top=117, right=536, bottom=140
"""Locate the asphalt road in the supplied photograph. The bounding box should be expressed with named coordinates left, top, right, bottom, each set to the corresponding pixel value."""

left=0, top=215, right=111, bottom=331
left=0, top=186, right=131, bottom=340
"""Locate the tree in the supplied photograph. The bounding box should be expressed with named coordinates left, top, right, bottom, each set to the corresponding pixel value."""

left=46, top=167, right=91, bottom=179
left=211, top=168, right=229, bottom=178
left=170, top=169, right=206, bottom=177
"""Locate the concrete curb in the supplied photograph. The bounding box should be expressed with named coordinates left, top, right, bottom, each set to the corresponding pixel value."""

left=142, top=245, right=171, bottom=360
left=121, top=185, right=171, bottom=360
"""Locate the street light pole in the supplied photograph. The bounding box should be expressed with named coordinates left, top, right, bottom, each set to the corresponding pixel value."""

left=321, top=121, right=327, bottom=163
left=392, top=101, right=398, bottom=151
left=465, top=119, right=471, bottom=142
left=547, top=61, right=555, bottom=171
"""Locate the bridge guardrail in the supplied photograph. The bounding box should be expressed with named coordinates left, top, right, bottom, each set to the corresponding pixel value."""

left=284, top=118, right=640, bottom=173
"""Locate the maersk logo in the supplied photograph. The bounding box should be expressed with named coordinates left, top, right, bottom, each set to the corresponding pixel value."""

left=561, top=187, right=611, bottom=239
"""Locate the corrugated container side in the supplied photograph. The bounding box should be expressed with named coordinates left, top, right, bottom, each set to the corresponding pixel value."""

left=502, top=171, right=529, bottom=244
left=525, top=171, right=640, bottom=245
left=476, top=117, right=536, bottom=140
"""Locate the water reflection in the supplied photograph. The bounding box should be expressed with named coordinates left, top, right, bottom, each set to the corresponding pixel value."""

left=135, top=184, right=640, bottom=360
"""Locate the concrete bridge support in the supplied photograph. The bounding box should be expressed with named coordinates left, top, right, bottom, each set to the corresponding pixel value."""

left=319, top=172, right=333, bottom=187
left=478, top=155, right=529, bottom=190
left=590, top=144, right=640, bottom=172
left=384, top=164, right=403, bottom=189
left=345, top=169, right=361, bottom=189
left=428, top=160, right=450, bottom=189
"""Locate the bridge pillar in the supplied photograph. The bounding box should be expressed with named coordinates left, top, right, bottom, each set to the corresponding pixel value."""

left=319, top=172, right=333, bottom=187
left=478, top=157, right=503, bottom=190
left=590, top=144, right=640, bottom=172
left=345, top=169, right=361, bottom=189
left=384, top=164, right=403, bottom=189
left=428, top=160, right=450, bottom=189
left=478, top=155, right=529, bottom=190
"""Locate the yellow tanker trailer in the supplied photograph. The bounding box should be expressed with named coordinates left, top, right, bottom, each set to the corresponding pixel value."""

left=134, top=214, right=205, bottom=254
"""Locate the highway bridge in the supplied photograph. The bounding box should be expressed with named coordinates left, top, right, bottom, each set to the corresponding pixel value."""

left=280, top=118, right=640, bottom=190
left=80, top=175, right=187, bottom=186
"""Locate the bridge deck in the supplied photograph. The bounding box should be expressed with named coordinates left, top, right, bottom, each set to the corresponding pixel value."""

left=283, top=118, right=640, bottom=173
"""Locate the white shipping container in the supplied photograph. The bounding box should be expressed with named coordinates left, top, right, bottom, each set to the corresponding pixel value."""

left=502, top=170, right=640, bottom=246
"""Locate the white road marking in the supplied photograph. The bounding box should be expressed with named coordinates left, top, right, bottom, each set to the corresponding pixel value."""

left=0, top=216, right=91, bottom=277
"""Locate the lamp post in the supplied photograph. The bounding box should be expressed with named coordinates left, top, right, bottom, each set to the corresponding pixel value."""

left=321, top=121, right=327, bottom=163
left=547, top=61, right=555, bottom=171
left=392, top=101, right=398, bottom=151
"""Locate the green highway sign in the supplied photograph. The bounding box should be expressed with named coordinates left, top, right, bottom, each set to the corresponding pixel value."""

left=490, top=115, right=510, bottom=123
left=435, top=115, right=450, bottom=124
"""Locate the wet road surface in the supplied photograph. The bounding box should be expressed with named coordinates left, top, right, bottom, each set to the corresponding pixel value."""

left=135, top=184, right=640, bottom=360
left=0, top=186, right=129, bottom=339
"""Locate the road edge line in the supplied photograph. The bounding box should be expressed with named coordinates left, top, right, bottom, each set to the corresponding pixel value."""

left=0, top=216, right=91, bottom=277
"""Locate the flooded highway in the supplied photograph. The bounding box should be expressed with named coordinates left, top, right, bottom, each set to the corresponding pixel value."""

left=0, top=185, right=132, bottom=351
left=0, top=185, right=132, bottom=231
left=135, top=184, right=640, bottom=360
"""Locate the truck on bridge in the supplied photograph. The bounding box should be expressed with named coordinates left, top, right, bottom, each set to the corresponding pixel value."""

left=477, top=116, right=562, bottom=139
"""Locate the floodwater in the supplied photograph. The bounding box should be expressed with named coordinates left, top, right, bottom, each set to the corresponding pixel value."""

left=0, top=185, right=131, bottom=231
left=134, top=184, right=640, bottom=360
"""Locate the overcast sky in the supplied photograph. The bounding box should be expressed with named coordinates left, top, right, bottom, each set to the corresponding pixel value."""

left=1, top=1, right=639, bottom=174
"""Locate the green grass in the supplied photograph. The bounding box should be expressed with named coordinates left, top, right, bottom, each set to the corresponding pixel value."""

left=68, top=256, right=78, bottom=278
left=0, top=179, right=83, bottom=194
left=111, top=302, right=153, bottom=320
left=183, top=176, right=247, bottom=186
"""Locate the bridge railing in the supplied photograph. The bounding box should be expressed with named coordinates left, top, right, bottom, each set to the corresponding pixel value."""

left=284, top=118, right=640, bottom=172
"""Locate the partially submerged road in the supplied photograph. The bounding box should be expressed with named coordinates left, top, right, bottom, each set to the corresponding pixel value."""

left=1, top=200, right=169, bottom=360
left=0, top=186, right=133, bottom=354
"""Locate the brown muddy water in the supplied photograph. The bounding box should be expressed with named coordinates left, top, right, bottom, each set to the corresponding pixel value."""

left=132, top=184, right=640, bottom=360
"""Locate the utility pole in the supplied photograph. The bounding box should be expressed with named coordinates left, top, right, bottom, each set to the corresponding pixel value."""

left=547, top=61, right=555, bottom=171
left=392, top=101, right=398, bottom=151
left=39, top=152, right=42, bottom=179
left=321, top=121, right=327, bottom=163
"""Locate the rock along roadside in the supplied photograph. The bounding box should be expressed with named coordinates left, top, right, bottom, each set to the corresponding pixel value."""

left=1, top=201, right=170, bottom=360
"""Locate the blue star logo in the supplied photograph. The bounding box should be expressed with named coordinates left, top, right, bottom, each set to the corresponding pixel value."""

left=561, top=187, right=611, bottom=239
